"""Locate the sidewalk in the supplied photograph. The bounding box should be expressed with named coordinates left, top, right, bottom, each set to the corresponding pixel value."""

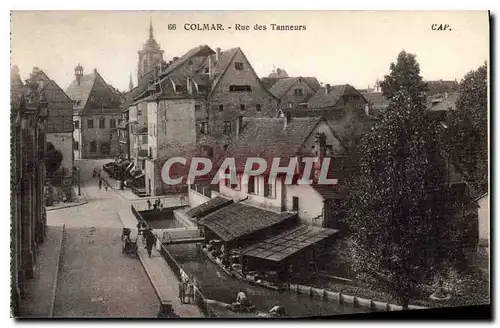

left=46, top=186, right=88, bottom=212
left=117, top=209, right=204, bottom=317
left=19, top=225, right=64, bottom=317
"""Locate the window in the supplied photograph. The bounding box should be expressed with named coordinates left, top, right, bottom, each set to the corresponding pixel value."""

left=240, top=104, right=246, bottom=111
left=204, top=67, right=210, bottom=74
left=235, top=62, right=244, bottom=70
left=203, top=186, right=211, bottom=197
left=142, top=135, right=148, bottom=143
left=101, top=142, right=111, bottom=155
left=264, top=177, right=274, bottom=198
left=99, top=118, right=105, bottom=129
left=74, top=120, right=80, bottom=129
left=199, top=122, right=208, bottom=134
left=110, top=119, right=116, bottom=128
left=198, top=85, right=206, bottom=92
left=175, top=85, right=183, bottom=93
left=256, top=104, right=261, bottom=112
left=195, top=105, right=201, bottom=111
left=201, top=146, right=213, bottom=158
left=153, top=124, right=156, bottom=137
left=190, top=184, right=195, bottom=190
left=218, top=104, right=224, bottom=112
left=229, top=85, right=252, bottom=92
left=223, top=121, right=232, bottom=134
left=292, top=196, right=299, bottom=211
left=137, top=108, right=142, bottom=116
left=90, top=141, right=97, bottom=153
left=118, top=119, right=122, bottom=125
left=231, top=174, right=239, bottom=189
left=149, top=147, right=152, bottom=158
left=87, top=119, right=94, bottom=128
left=294, top=88, right=304, bottom=96
left=73, top=140, right=79, bottom=150
left=248, top=176, right=255, bottom=194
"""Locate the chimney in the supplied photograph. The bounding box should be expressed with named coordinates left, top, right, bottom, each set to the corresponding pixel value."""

left=216, top=47, right=221, bottom=62
left=325, top=84, right=331, bottom=95
left=208, top=55, right=213, bottom=78
left=32, top=67, right=40, bottom=75
left=284, top=112, right=291, bottom=128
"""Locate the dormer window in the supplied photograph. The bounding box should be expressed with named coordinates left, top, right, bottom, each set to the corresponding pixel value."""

left=235, top=62, right=244, bottom=70
left=294, top=88, right=303, bottom=96
left=175, top=85, right=183, bottom=93
left=204, top=67, right=210, bottom=74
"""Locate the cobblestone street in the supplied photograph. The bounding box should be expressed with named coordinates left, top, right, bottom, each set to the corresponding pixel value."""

left=46, top=159, right=159, bottom=317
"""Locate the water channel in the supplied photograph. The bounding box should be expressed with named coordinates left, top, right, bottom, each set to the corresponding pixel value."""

left=166, top=243, right=369, bottom=318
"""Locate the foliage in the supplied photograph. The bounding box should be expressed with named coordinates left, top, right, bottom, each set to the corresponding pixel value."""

left=45, top=142, right=63, bottom=174
left=343, top=51, right=460, bottom=309
left=451, top=63, right=488, bottom=197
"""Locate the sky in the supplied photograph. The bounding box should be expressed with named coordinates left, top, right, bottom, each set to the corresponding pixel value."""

left=10, top=10, right=489, bottom=92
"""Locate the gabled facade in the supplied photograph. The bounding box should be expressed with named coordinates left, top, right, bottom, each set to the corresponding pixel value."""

left=25, top=67, right=74, bottom=182
left=269, top=77, right=321, bottom=110
left=190, top=116, right=346, bottom=228
left=126, top=43, right=280, bottom=196
left=66, top=65, right=124, bottom=159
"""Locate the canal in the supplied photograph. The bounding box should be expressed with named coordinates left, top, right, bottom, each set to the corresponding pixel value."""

left=166, top=243, right=369, bottom=318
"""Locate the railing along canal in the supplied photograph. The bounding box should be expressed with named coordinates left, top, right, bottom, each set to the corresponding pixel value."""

left=130, top=204, right=214, bottom=317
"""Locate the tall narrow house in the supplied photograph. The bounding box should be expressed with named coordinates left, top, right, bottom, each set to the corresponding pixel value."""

left=66, top=65, right=124, bottom=159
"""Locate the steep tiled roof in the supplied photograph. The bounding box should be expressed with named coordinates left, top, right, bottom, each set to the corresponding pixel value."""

left=269, top=77, right=321, bottom=99
left=362, top=92, right=389, bottom=110
left=66, top=70, right=123, bottom=113
left=208, top=47, right=240, bottom=93
left=312, top=184, right=342, bottom=200
left=218, top=117, right=324, bottom=172
left=199, top=202, right=297, bottom=242
left=66, top=72, right=97, bottom=111
left=186, top=196, right=233, bottom=219
left=308, top=85, right=350, bottom=108
left=427, top=92, right=459, bottom=111
left=260, top=77, right=280, bottom=90
left=162, top=45, right=215, bottom=77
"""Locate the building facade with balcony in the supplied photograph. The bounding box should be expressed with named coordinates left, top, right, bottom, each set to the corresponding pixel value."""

left=10, top=65, right=49, bottom=316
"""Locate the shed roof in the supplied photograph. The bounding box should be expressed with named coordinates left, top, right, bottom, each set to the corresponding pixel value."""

left=241, top=224, right=338, bottom=262
left=199, top=202, right=296, bottom=242
left=186, top=196, right=233, bottom=219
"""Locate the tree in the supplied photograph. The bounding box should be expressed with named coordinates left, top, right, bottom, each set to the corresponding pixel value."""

left=451, top=63, right=488, bottom=197
left=45, top=142, right=63, bottom=175
left=344, top=51, right=459, bottom=309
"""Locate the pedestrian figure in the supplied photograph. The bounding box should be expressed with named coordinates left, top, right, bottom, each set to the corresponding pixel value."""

left=92, top=169, right=97, bottom=178
left=104, top=183, right=108, bottom=191
left=185, top=277, right=194, bottom=304
left=178, top=280, right=185, bottom=304
left=98, top=178, right=102, bottom=190
left=147, top=199, right=152, bottom=210
left=153, top=202, right=158, bottom=211
left=145, top=230, right=156, bottom=258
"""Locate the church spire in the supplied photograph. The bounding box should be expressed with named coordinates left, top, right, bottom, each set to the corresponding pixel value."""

left=149, top=17, right=154, bottom=40
left=129, top=73, right=134, bottom=91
